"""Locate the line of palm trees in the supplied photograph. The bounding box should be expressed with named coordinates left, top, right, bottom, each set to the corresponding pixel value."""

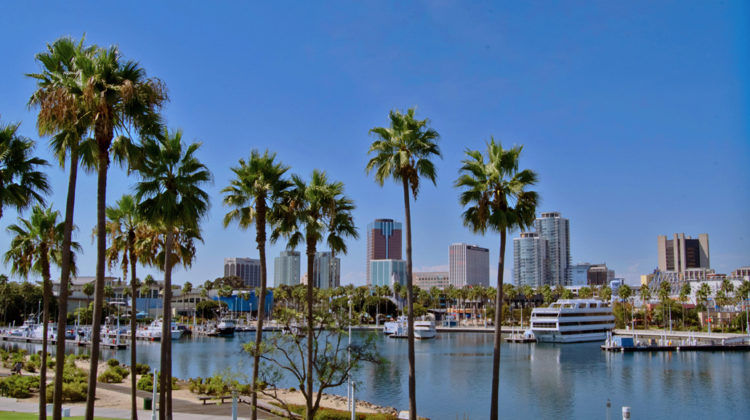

left=2, top=35, right=545, bottom=420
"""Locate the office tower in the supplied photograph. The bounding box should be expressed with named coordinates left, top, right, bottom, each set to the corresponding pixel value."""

left=568, top=263, right=591, bottom=286
left=274, top=251, right=301, bottom=287
left=224, top=257, right=261, bottom=288
left=535, top=212, right=571, bottom=286
left=588, top=264, right=614, bottom=286
left=313, top=251, right=340, bottom=289
left=370, top=259, right=407, bottom=287
left=513, top=232, right=547, bottom=287
left=449, top=243, right=490, bottom=288
left=657, top=233, right=710, bottom=274
left=414, top=272, right=450, bottom=290
left=366, top=219, right=402, bottom=285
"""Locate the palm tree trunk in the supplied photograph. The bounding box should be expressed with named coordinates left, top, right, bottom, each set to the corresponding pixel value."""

left=53, top=149, right=79, bottom=420
left=490, top=229, right=507, bottom=420
left=251, top=201, right=267, bottom=420
left=401, top=178, right=416, bottom=420
left=39, top=247, right=50, bottom=420
left=305, top=236, right=316, bottom=420
left=129, top=239, right=139, bottom=420
left=160, top=229, right=174, bottom=420
left=86, top=149, right=109, bottom=420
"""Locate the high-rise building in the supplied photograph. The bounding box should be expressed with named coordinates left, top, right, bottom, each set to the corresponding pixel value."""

left=414, top=272, right=450, bottom=290
left=588, top=264, right=614, bottom=286
left=657, top=233, right=710, bottom=275
left=366, top=219, right=402, bottom=285
left=513, top=232, right=547, bottom=287
left=313, top=252, right=340, bottom=289
left=449, top=243, right=490, bottom=288
left=224, top=257, right=261, bottom=288
left=370, top=259, right=406, bottom=287
left=568, top=263, right=591, bottom=286
left=534, top=212, right=571, bottom=286
left=274, top=251, right=300, bottom=287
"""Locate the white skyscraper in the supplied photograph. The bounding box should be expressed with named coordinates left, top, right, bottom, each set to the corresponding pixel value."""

left=274, top=251, right=300, bottom=287
left=534, top=212, right=571, bottom=286
left=513, top=232, right=547, bottom=287
left=449, top=243, right=490, bottom=288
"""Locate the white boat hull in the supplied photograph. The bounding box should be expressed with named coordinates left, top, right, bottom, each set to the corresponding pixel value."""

left=415, top=330, right=436, bottom=339
left=533, top=330, right=609, bottom=343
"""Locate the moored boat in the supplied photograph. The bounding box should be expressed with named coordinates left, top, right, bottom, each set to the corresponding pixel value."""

left=530, top=299, right=614, bottom=343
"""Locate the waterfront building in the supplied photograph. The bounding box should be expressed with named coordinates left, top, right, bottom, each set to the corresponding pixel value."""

left=313, top=251, right=340, bottom=289
left=513, top=232, right=547, bottom=287
left=274, top=251, right=301, bottom=287
left=534, top=212, right=571, bottom=286
left=414, top=271, right=450, bottom=290
left=224, top=257, right=261, bottom=288
left=449, top=243, right=490, bottom=287
left=568, top=263, right=592, bottom=286
left=657, top=233, right=710, bottom=274
left=366, top=219, right=402, bottom=285
left=52, top=275, right=124, bottom=313
left=370, top=259, right=407, bottom=287
left=732, top=266, right=750, bottom=279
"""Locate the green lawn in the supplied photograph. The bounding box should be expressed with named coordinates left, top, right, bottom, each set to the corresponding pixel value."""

left=0, top=412, right=122, bottom=420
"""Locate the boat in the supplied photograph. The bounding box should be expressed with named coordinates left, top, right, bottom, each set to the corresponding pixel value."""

left=136, top=319, right=183, bottom=341
left=384, top=316, right=407, bottom=336
left=414, top=320, right=437, bottom=339
left=530, top=298, right=615, bottom=343
left=216, top=317, right=236, bottom=337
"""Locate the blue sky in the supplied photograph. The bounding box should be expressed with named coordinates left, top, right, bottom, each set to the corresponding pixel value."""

left=1, top=1, right=748, bottom=287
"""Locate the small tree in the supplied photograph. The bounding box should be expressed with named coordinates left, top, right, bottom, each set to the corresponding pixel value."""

left=245, top=304, right=380, bottom=420
left=679, top=282, right=691, bottom=327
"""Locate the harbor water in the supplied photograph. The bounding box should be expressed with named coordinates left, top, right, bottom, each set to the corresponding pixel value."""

left=4, top=331, right=749, bottom=419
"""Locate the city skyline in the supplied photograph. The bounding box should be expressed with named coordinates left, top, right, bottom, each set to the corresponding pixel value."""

left=0, top=2, right=748, bottom=288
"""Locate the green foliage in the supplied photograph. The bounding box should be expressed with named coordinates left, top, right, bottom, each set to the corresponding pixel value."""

left=107, top=358, right=120, bottom=367
left=137, top=372, right=179, bottom=392
left=97, top=369, right=123, bottom=383
left=187, top=373, right=252, bottom=396
left=285, top=404, right=398, bottom=420
left=135, top=362, right=151, bottom=375
left=0, top=375, right=40, bottom=398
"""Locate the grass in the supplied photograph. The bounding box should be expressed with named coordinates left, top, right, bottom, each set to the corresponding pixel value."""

left=0, top=412, right=122, bottom=420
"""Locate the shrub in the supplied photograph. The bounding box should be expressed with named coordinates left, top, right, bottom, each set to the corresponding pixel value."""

left=135, top=362, right=151, bottom=375
left=23, top=360, right=37, bottom=373
left=0, top=375, right=40, bottom=399
left=98, top=369, right=123, bottom=383
left=46, top=380, right=87, bottom=402
left=107, top=358, right=120, bottom=367
left=138, top=373, right=179, bottom=392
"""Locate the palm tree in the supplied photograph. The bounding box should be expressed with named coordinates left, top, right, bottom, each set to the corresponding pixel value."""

left=454, top=137, right=538, bottom=420
left=270, top=170, right=355, bottom=420
left=640, top=284, right=653, bottom=328
left=222, top=149, right=290, bottom=420
left=0, top=120, right=50, bottom=221
left=135, top=129, right=211, bottom=420
left=32, top=40, right=167, bottom=418
left=104, top=194, right=145, bottom=419
left=4, top=206, right=80, bottom=420
left=366, top=107, right=441, bottom=420
left=678, top=282, right=691, bottom=327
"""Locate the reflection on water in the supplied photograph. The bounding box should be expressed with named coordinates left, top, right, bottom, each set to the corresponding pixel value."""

left=4, top=332, right=748, bottom=419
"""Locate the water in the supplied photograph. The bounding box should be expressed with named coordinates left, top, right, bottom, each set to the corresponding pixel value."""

left=5, top=332, right=749, bottom=419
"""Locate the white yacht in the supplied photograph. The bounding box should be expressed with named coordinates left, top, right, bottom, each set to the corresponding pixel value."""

left=216, top=317, right=236, bottom=337
left=137, top=319, right=182, bottom=341
left=414, top=320, right=437, bottom=339
left=383, top=316, right=407, bottom=336
left=530, top=299, right=614, bottom=343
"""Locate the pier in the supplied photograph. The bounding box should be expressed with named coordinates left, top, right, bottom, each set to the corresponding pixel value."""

left=0, top=334, right=127, bottom=349
left=602, top=329, right=750, bottom=352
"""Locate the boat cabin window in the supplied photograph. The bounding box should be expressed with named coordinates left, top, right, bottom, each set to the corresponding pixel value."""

left=551, top=303, right=560, bottom=308
left=578, top=303, right=586, bottom=309
left=564, top=303, right=575, bottom=308
left=589, top=303, right=598, bottom=308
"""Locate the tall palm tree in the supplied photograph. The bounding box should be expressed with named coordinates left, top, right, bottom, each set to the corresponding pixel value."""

left=4, top=206, right=80, bottom=420
left=366, top=107, right=440, bottom=420
left=270, top=170, right=355, bottom=420
left=222, top=149, right=290, bottom=420
left=32, top=39, right=168, bottom=419
left=105, top=194, right=145, bottom=419
left=0, top=119, right=50, bottom=221
left=135, top=129, right=210, bottom=420
left=455, top=138, right=538, bottom=419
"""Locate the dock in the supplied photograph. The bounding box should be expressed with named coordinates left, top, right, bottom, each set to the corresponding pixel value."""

left=602, top=329, right=750, bottom=353
left=0, top=334, right=127, bottom=349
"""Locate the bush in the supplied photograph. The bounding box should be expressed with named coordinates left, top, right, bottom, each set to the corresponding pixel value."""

left=138, top=373, right=179, bottom=392
left=98, top=369, right=124, bottom=383
left=23, top=360, right=38, bottom=373
left=135, top=362, right=151, bottom=375
left=46, top=380, right=87, bottom=402
left=107, top=358, right=120, bottom=367
left=0, top=375, right=40, bottom=399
